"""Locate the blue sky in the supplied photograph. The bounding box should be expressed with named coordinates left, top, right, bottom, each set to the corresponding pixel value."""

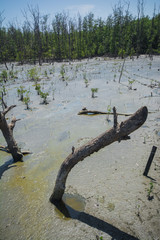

left=1, top=0, right=160, bottom=26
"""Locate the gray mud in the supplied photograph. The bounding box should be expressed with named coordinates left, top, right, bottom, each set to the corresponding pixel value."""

left=0, top=55, right=160, bottom=240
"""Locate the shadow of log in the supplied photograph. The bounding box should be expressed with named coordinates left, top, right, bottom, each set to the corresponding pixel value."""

left=53, top=200, right=139, bottom=240
left=0, top=159, right=16, bottom=179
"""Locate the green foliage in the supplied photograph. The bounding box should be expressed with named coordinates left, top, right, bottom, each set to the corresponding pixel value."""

left=60, top=65, right=65, bottom=80
left=0, top=8, right=159, bottom=62
left=44, top=70, right=49, bottom=79
left=0, top=70, right=8, bottom=82
left=17, top=85, right=26, bottom=101
left=83, top=73, right=89, bottom=87
left=39, top=90, right=49, bottom=104
left=27, top=68, right=39, bottom=81
left=34, top=83, right=41, bottom=95
left=9, top=70, right=17, bottom=79
left=23, top=91, right=30, bottom=109
left=91, top=88, right=98, bottom=98
left=107, top=105, right=112, bottom=113
left=128, top=79, right=135, bottom=90
left=147, top=182, right=154, bottom=200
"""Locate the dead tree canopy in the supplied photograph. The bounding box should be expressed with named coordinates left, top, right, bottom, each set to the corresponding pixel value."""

left=50, top=106, right=148, bottom=203
left=0, top=105, right=23, bottom=162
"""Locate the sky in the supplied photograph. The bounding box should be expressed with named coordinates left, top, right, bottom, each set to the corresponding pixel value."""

left=0, top=0, right=160, bottom=27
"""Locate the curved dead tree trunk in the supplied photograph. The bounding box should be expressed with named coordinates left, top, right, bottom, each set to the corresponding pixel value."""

left=0, top=105, right=23, bottom=162
left=50, top=106, right=148, bottom=203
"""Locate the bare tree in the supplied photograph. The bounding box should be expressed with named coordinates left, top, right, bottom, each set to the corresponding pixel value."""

left=23, top=4, right=42, bottom=65
left=0, top=105, right=23, bottom=162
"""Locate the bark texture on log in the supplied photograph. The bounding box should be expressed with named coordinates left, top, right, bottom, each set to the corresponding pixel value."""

left=0, top=105, right=23, bottom=162
left=50, top=106, right=148, bottom=203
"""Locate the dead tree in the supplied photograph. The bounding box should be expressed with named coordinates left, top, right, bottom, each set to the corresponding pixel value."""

left=50, top=106, right=148, bottom=203
left=0, top=105, right=23, bottom=162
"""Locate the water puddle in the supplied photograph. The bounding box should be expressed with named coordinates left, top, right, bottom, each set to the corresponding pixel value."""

left=54, top=193, right=86, bottom=220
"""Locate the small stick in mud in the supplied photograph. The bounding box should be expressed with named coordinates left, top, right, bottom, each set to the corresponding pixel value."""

left=119, top=58, right=126, bottom=83
left=50, top=106, right=148, bottom=203
left=143, top=146, right=157, bottom=177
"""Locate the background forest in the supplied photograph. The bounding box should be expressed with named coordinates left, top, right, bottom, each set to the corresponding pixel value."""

left=0, top=1, right=160, bottom=66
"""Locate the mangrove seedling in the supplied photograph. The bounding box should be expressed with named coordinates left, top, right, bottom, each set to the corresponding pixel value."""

left=27, top=67, right=39, bottom=81
left=39, top=90, right=49, bottom=104
left=83, top=73, right=89, bottom=87
left=147, top=182, right=154, bottom=200
left=34, top=83, right=41, bottom=95
left=0, top=70, right=8, bottom=83
left=128, top=79, right=135, bottom=90
left=9, top=70, right=18, bottom=80
left=23, top=91, right=30, bottom=109
left=85, top=79, right=89, bottom=87
left=60, top=64, right=65, bottom=80
left=91, top=88, right=98, bottom=98
left=106, top=104, right=112, bottom=122
left=44, top=70, right=49, bottom=79
left=17, top=86, right=26, bottom=101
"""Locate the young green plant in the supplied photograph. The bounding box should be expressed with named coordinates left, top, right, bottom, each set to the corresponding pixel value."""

left=17, top=86, right=26, bottom=101
left=23, top=91, right=30, bottom=109
left=91, top=88, right=98, bottom=98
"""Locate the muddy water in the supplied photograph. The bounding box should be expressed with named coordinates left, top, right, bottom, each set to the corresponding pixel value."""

left=0, top=56, right=160, bottom=240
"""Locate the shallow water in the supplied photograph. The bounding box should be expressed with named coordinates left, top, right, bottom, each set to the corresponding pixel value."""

left=0, top=56, right=160, bottom=239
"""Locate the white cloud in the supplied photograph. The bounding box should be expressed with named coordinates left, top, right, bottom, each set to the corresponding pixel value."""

left=66, top=4, right=95, bottom=17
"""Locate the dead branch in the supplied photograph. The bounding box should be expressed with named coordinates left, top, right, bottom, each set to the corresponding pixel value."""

left=50, top=106, right=148, bottom=203
left=3, top=105, right=16, bottom=115
left=0, top=145, right=32, bottom=155
left=78, top=109, right=131, bottom=116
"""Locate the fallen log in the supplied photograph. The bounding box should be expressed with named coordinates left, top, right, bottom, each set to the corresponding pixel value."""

left=78, top=109, right=131, bottom=116
left=50, top=106, right=148, bottom=203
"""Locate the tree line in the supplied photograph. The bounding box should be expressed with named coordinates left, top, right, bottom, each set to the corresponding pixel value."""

left=0, top=1, right=160, bottom=66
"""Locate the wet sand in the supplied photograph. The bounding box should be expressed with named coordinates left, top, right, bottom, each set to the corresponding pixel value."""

left=0, top=55, right=160, bottom=240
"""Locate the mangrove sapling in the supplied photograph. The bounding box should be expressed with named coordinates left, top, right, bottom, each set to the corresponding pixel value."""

left=39, top=90, right=49, bottom=104
left=44, top=70, right=49, bottom=79
left=83, top=73, right=89, bottom=87
left=23, top=91, right=30, bottom=109
left=34, top=83, right=41, bottom=95
left=147, top=182, right=154, bottom=200
left=0, top=70, right=8, bottom=83
left=106, top=105, right=112, bottom=122
left=91, top=88, right=98, bottom=98
left=128, top=79, right=135, bottom=90
left=60, top=65, right=65, bottom=80
left=9, top=70, right=18, bottom=80
left=27, top=67, right=39, bottom=81
left=17, top=86, right=26, bottom=101
left=149, top=62, right=152, bottom=69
